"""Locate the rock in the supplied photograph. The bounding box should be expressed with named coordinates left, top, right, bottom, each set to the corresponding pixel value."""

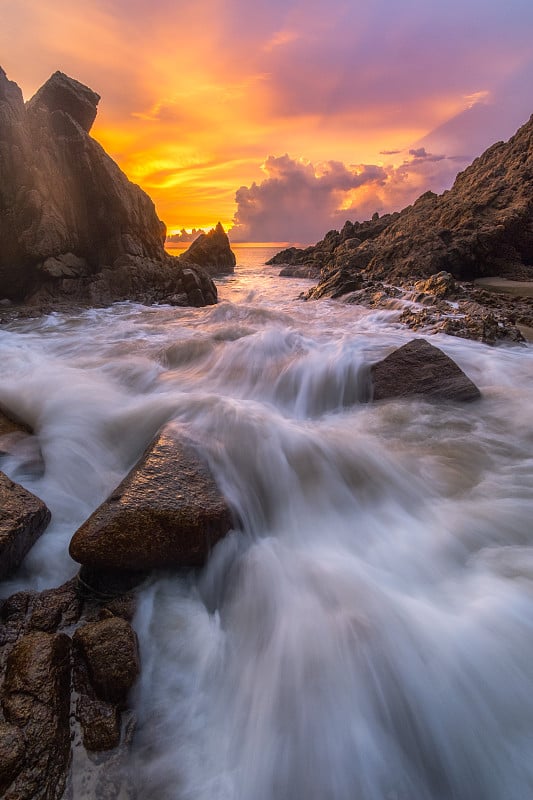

left=0, top=408, right=31, bottom=438
left=371, top=339, right=481, bottom=402
left=0, top=472, right=51, bottom=579
left=73, top=617, right=139, bottom=706
left=0, top=580, right=139, bottom=794
left=412, top=271, right=457, bottom=300
left=1, top=631, right=71, bottom=800
left=0, top=722, right=26, bottom=795
left=0, top=67, right=219, bottom=307
left=279, top=264, right=321, bottom=279
left=291, top=113, right=533, bottom=302
left=180, top=222, right=236, bottom=276
left=69, top=423, right=233, bottom=571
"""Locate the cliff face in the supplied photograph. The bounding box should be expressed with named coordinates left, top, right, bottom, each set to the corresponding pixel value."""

left=289, top=114, right=533, bottom=298
left=0, top=68, right=232, bottom=307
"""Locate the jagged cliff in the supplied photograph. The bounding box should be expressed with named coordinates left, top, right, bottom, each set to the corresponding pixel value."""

left=276, top=114, right=533, bottom=299
left=0, top=68, right=234, bottom=307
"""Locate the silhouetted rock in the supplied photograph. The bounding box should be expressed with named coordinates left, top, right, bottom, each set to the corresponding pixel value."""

left=371, top=339, right=481, bottom=403
left=69, top=423, right=233, bottom=571
left=0, top=472, right=51, bottom=579
left=0, top=67, right=218, bottom=307
left=180, top=222, right=236, bottom=276
left=270, top=215, right=399, bottom=281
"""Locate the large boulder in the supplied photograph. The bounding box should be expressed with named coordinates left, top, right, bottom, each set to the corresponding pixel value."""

left=0, top=472, right=51, bottom=579
left=180, top=221, right=236, bottom=276
left=0, top=67, right=218, bottom=307
left=371, top=339, right=481, bottom=402
left=69, top=423, right=233, bottom=571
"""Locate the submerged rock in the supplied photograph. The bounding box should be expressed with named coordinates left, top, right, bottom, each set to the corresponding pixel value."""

left=371, top=339, right=481, bottom=403
left=180, top=222, right=236, bottom=276
left=0, top=67, right=218, bottom=307
left=0, top=472, right=51, bottom=579
left=69, top=423, right=233, bottom=572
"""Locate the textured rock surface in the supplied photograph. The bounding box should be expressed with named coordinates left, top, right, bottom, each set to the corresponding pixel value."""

left=270, top=216, right=399, bottom=279
left=0, top=579, right=139, bottom=796
left=284, top=114, right=533, bottom=304
left=73, top=617, right=139, bottom=706
left=371, top=339, right=481, bottom=403
left=69, top=423, right=233, bottom=571
left=2, top=631, right=71, bottom=800
left=0, top=472, right=51, bottom=579
left=0, top=67, right=218, bottom=307
left=180, top=222, right=236, bottom=276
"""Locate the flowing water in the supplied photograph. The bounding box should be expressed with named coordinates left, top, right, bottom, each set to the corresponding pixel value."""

left=1, top=247, right=533, bottom=799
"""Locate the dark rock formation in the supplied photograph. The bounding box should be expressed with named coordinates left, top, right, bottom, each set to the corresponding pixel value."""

left=0, top=472, right=51, bottom=579
left=371, top=339, right=481, bottom=403
left=284, top=114, right=533, bottom=304
left=2, top=631, right=71, bottom=800
left=180, top=222, right=236, bottom=276
left=0, top=579, right=139, bottom=796
left=268, top=216, right=398, bottom=279
left=0, top=67, right=218, bottom=307
left=73, top=617, right=139, bottom=706
left=69, top=423, right=233, bottom=572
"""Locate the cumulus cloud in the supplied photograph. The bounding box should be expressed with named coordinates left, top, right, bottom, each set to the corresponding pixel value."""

left=231, top=155, right=387, bottom=242
left=230, top=148, right=466, bottom=243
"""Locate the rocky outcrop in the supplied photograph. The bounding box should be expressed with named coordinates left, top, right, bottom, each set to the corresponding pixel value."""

left=69, top=423, right=233, bottom=572
left=0, top=67, right=218, bottom=307
left=371, top=339, right=481, bottom=403
left=268, top=215, right=398, bottom=279
left=0, top=579, right=139, bottom=798
left=0, top=472, right=51, bottom=579
left=180, top=222, right=236, bottom=276
left=285, top=114, right=533, bottom=304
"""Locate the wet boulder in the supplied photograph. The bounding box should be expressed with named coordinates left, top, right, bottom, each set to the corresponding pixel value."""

left=0, top=472, right=51, bottom=579
left=1, top=631, right=71, bottom=800
left=371, top=338, right=481, bottom=402
left=69, top=423, right=233, bottom=572
left=73, top=617, right=139, bottom=706
left=180, top=222, right=236, bottom=276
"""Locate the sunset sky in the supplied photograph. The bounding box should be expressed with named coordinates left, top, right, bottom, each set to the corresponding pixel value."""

left=2, top=0, right=532, bottom=242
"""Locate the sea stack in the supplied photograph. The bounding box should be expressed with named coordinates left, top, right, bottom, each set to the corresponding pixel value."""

left=0, top=68, right=235, bottom=307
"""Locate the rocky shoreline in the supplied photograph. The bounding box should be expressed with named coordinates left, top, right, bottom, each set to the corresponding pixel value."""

left=270, top=111, right=533, bottom=345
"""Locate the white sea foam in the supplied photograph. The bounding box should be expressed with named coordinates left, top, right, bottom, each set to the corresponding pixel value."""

left=1, top=248, right=533, bottom=797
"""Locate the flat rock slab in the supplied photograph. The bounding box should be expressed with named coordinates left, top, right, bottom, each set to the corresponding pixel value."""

left=371, top=338, right=481, bottom=402
left=70, top=424, right=233, bottom=571
left=0, top=472, right=51, bottom=580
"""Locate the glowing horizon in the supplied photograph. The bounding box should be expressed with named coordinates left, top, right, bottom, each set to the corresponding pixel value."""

left=2, top=0, right=532, bottom=242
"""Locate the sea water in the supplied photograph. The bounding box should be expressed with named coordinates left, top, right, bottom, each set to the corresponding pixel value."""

left=1, top=247, right=533, bottom=799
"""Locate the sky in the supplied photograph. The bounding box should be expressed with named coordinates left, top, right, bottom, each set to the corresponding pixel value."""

left=1, top=0, right=532, bottom=243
